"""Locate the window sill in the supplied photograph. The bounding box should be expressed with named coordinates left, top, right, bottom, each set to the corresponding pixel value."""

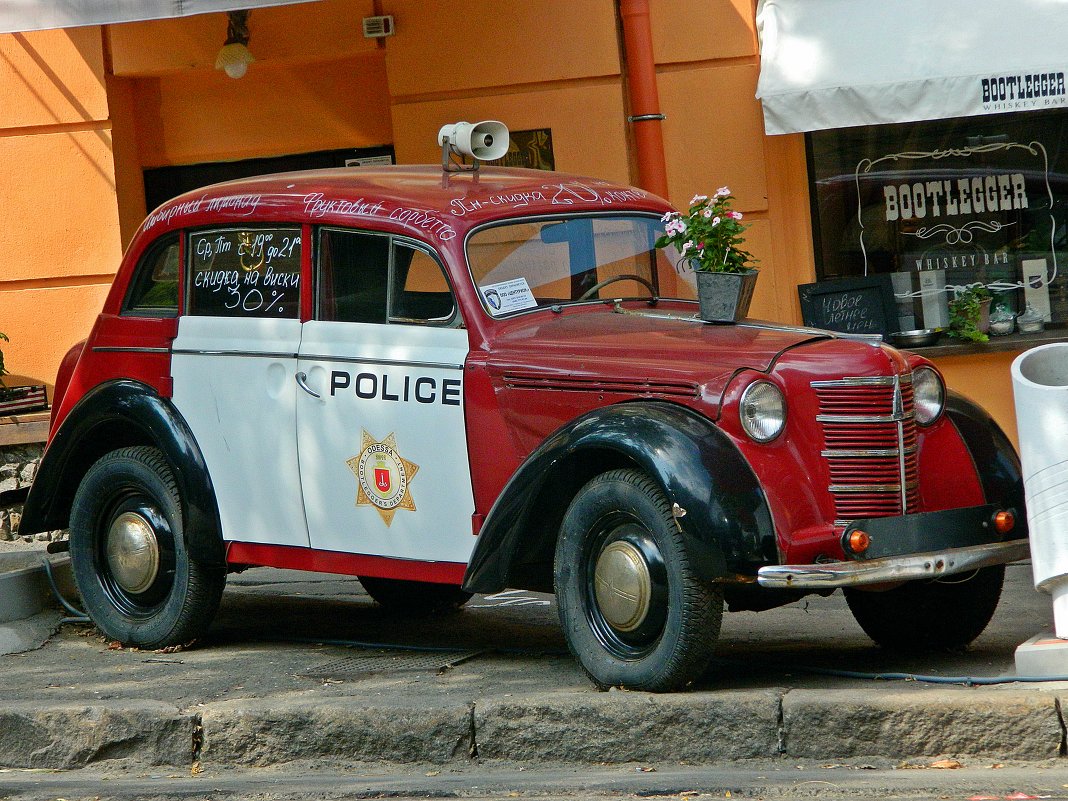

left=904, top=328, right=1068, bottom=357
left=0, top=410, right=49, bottom=447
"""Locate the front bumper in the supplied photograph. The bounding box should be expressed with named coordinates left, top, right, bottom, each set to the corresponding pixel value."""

left=756, top=538, right=1030, bottom=589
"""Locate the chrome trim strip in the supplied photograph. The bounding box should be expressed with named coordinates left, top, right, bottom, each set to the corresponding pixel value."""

left=821, top=447, right=916, bottom=458
left=812, top=376, right=895, bottom=388
left=92, top=346, right=171, bottom=354
left=756, top=540, right=1030, bottom=589
left=829, top=483, right=904, bottom=493
left=817, top=412, right=915, bottom=424
left=171, top=348, right=464, bottom=371
left=172, top=349, right=298, bottom=359
left=301, top=354, right=465, bottom=371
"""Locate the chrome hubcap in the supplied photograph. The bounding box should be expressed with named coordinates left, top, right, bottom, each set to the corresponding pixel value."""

left=105, top=512, right=160, bottom=594
left=593, top=540, right=652, bottom=632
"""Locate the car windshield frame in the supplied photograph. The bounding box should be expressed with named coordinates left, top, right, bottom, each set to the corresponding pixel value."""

left=464, top=211, right=697, bottom=319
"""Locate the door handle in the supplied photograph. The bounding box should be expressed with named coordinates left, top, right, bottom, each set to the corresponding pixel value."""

left=295, top=371, right=321, bottom=399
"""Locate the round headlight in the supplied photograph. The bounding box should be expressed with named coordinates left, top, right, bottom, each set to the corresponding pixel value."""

left=912, top=366, right=945, bottom=426
left=739, top=381, right=786, bottom=443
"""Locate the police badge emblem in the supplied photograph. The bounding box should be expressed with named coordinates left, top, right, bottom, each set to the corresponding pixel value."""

left=347, top=430, right=419, bottom=526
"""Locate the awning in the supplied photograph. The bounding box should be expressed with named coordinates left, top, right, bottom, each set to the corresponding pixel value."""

left=0, top=1, right=319, bottom=35
left=755, top=0, right=1068, bottom=135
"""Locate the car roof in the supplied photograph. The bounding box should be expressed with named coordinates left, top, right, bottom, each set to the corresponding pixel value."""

left=134, top=166, right=671, bottom=244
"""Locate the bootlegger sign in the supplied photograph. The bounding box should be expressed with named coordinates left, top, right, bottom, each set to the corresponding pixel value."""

left=853, top=140, right=1062, bottom=325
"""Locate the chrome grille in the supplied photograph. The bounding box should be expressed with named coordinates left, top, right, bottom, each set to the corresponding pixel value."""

left=812, top=375, right=919, bottom=526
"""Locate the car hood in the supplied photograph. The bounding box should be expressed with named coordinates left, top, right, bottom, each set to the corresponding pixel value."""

left=482, top=306, right=842, bottom=402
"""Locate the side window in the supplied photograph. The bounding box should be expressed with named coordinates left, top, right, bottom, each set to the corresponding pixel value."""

left=316, top=230, right=457, bottom=326
left=187, top=227, right=302, bottom=318
left=390, top=243, right=456, bottom=324
left=123, top=235, right=180, bottom=317
left=317, top=228, right=389, bottom=324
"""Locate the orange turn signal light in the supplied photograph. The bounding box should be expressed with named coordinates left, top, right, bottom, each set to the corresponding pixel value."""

left=993, top=510, right=1016, bottom=535
left=848, top=529, right=871, bottom=555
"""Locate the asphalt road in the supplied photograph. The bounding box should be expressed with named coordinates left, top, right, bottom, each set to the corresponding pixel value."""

left=3, top=761, right=1068, bottom=801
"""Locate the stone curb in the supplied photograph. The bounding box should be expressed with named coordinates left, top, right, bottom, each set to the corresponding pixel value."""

left=782, top=688, right=1065, bottom=761
left=0, top=701, right=193, bottom=769
left=0, top=554, right=73, bottom=625
left=200, top=699, right=475, bottom=766
left=473, top=689, right=784, bottom=762
left=5, top=688, right=1067, bottom=771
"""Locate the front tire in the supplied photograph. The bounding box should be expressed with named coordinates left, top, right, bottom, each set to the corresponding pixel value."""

left=844, top=565, right=1005, bottom=651
left=69, top=446, right=225, bottom=648
left=554, top=469, right=722, bottom=692
left=358, top=576, right=471, bottom=615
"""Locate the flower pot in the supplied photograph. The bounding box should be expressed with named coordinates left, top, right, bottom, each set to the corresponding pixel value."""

left=695, top=268, right=758, bottom=323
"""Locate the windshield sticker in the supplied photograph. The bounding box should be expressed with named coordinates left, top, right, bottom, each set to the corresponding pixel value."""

left=481, top=278, right=537, bottom=315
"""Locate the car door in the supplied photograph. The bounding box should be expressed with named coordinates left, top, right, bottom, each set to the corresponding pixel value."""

left=294, top=227, right=475, bottom=565
left=170, top=225, right=310, bottom=548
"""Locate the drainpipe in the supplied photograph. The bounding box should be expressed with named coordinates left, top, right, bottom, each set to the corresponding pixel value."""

left=618, top=0, right=669, bottom=199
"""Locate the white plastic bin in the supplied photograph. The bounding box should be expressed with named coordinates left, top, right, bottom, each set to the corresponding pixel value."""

left=1011, top=342, right=1068, bottom=637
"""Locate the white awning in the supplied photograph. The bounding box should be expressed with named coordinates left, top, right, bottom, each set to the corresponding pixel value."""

left=0, top=1, right=320, bottom=34
left=756, top=0, right=1068, bottom=135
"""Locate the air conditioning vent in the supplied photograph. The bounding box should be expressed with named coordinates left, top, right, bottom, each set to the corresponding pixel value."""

left=362, top=15, right=395, bottom=38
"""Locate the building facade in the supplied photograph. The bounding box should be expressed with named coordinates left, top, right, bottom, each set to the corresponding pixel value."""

left=2, top=0, right=1060, bottom=445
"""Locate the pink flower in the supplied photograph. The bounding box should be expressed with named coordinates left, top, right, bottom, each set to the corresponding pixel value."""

left=690, top=194, right=708, bottom=205
left=715, top=186, right=730, bottom=198
left=711, top=216, right=721, bottom=226
left=702, top=208, right=713, bottom=218
left=729, top=211, right=743, bottom=220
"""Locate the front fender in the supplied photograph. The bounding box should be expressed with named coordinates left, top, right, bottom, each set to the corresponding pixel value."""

left=945, top=389, right=1027, bottom=535
left=19, top=380, right=225, bottom=566
left=462, top=401, right=775, bottom=593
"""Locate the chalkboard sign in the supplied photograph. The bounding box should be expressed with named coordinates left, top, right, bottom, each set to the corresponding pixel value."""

left=798, top=275, right=899, bottom=337
left=188, top=227, right=302, bottom=318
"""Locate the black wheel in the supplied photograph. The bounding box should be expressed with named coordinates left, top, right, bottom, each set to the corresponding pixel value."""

left=358, top=576, right=472, bottom=615
left=554, top=469, right=722, bottom=692
left=844, top=565, right=1005, bottom=651
left=69, top=446, right=225, bottom=648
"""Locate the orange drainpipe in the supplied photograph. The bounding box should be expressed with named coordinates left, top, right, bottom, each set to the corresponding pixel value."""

left=618, top=0, right=669, bottom=199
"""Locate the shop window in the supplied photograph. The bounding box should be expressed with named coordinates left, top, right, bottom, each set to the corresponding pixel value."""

left=808, top=109, right=1068, bottom=330
left=186, top=227, right=302, bottom=318
left=123, top=235, right=180, bottom=317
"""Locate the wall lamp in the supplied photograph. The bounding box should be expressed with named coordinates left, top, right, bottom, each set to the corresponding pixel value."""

left=215, top=10, right=254, bottom=79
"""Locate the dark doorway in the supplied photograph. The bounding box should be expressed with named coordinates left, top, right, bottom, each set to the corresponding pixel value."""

left=143, top=145, right=395, bottom=211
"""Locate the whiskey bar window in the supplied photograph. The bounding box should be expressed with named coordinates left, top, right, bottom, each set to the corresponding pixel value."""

left=808, top=109, right=1068, bottom=330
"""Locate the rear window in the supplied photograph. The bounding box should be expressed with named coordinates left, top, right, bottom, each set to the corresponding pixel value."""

left=187, top=227, right=302, bottom=318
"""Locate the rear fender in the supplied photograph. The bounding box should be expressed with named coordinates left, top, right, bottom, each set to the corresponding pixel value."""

left=462, top=401, right=775, bottom=593
left=19, top=380, right=225, bottom=566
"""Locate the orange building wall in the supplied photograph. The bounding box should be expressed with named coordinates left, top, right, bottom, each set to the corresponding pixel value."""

left=0, top=0, right=1023, bottom=447
left=0, top=27, right=118, bottom=392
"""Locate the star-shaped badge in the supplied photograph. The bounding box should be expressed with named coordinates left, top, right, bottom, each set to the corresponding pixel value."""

left=347, top=430, right=419, bottom=527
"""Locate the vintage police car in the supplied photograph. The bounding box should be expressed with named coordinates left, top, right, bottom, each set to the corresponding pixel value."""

left=20, top=125, right=1029, bottom=692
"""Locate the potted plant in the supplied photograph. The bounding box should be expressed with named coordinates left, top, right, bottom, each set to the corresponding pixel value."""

left=948, top=285, right=993, bottom=343
left=656, top=187, right=758, bottom=322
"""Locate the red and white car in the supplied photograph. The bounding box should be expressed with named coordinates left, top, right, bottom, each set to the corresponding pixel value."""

left=21, top=128, right=1028, bottom=691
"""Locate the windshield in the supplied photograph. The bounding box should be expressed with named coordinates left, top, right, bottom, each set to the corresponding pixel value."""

left=466, top=215, right=698, bottom=316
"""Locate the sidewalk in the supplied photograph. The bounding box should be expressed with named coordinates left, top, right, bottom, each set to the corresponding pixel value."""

left=0, top=557, right=1065, bottom=772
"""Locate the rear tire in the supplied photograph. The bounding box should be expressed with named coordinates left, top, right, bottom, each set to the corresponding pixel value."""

left=358, top=576, right=471, bottom=615
left=554, top=469, right=722, bottom=692
left=844, top=565, right=1004, bottom=651
left=69, top=446, right=225, bottom=648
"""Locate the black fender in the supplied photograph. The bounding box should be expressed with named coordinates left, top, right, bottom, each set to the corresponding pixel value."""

left=19, top=380, right=225, bottom=567
left=461, top=401, right=776, bottom=594
left=945, top=389, right=1027, bottom=535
